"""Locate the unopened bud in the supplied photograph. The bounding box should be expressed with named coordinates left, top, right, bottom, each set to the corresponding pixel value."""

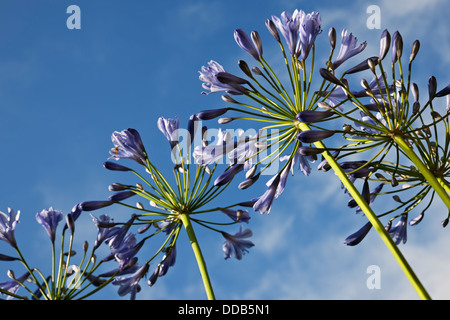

left=317, top=102, right=331, bottom=109
left=222, top=95, right=238, bottom=104
left=238, top=60, right=253, bottom=78
left=410, top=40, right=420, bottom=63
left=66, top=213, right=75, bottom=235
left=218, top=117, right=234, bottom=124
left=328, top=27, right=336, bottom=49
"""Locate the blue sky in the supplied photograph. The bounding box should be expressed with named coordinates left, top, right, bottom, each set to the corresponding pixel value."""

left=1, top=0, right=450, bottom=300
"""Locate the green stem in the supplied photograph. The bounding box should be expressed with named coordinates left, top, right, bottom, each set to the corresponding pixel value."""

left=394, top=134, right=450, bottom=210
left=179, top=213, right=215, bottom=300
left=297, top=122, right=431, bottom=300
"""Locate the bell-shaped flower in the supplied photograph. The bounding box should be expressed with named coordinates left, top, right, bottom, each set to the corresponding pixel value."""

left=388, top=214, right=408, bottom=244
left=112, top=263, right=149, bottom=300
left=193, top=128, right=235, bottom=166
left=271, top=10, right=303, bottom=55
left=253, top=175, right=280, bottom=214
left=221, top=225, right=254, bottom=260
left=0, top=271, right=30, bottom=299
left=91, top=214, right=119, bottom=249
left=199, top=60, right=247, bottom=95
left=157, top=117, right=180, bottom=149
left=0, top=208, right=20, bottom=248
left=109, top=128, right=147, bottom=166
left=331, top=29, right=367, bottom=70
left=298, top=11, right=321, bottom=60
left=35, top=207, right=63, bottom=243
left=220, top=209, right=250, bottom=223
left=158, top=245, right=177, bottom=277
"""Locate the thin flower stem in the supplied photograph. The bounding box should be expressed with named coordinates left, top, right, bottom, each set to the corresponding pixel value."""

left=297, top=121, right=431, bottom=300
left=178, top=213, right=215, bottom=300
left=394, top=134, right=450, bottom=210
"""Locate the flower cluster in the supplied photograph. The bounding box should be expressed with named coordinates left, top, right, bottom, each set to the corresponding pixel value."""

left=0, top=206, right=128, bottom=300
left=78, top=120, right=254, bottom=299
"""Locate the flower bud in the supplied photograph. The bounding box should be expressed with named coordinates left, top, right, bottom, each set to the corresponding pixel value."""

left=319, top=68, right=342, bottom=86
left=296, top=110, right=334, bottom=123
left=328, top=27, right=336, bottom=49
left=251, top=30, right=263, bottom=58
left=265, top=19, right=280, bottom=42
left=411, top=83, right=419, bottom=102
left=409, top=40, right=420, bottom=63
left=251, top=66, right=263, bottom=76
left=218, top=117, right=234, bottom=124
left=66, top=213, right=75, bottom=235
left=345, top=56, right=378, bottom=74
left=298, top=146, right=326, bottom=156
left=296, top=130, right=335, bottom=143
left=391, top=31, right=403, bottom=63
left=436, top=84, right=450, bottom=97
left=378, top=29, right=391, bottom=61
left=108, top=190, right=136, bottom=202
left=196, top=108, right=229, bottom=120
left=222, top=94, right=238, bottom=103
left=428, top=76, right=437, bottom=99
left=103, top=161, right=132, bottom=172
left=238, top=60, right=253, bottom=78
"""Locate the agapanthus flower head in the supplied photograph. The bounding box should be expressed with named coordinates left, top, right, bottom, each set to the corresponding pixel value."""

left=221, top=226, right=254, bottom=260
left=109, top=128, right=147, bottom=166
left=36, top=207, right=63, bottom=243
left=0, top=208, right=20, bottom=248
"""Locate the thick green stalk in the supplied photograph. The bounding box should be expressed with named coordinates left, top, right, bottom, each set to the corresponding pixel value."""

left=179, top=213, right=215, bottom=300
left=394, top=135, right=450, bottom=210
left=297, top=122, right=431, bottom=300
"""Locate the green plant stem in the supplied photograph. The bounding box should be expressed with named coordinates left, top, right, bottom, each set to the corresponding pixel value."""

left=179, top=213, right=215, bottom=300
left=297, top=122, right=431, bottom=300
left=394, top=135, right=450, bottom=210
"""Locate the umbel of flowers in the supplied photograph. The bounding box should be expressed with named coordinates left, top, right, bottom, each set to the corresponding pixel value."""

left=3, top=7, right=449, bottom=300
left=77, top=120, right=255, bottom=300
left=195, top=9, right=446, bottom=299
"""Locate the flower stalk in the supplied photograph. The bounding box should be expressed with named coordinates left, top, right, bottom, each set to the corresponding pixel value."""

left=393, top=134, right=450, bottom=210
left=179, top=213, right=215, bottom=300
left=297, top=121, right=431, bottom=300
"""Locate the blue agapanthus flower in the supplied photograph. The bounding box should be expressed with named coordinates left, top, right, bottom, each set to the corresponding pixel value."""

left=109, top=128, right=148, bottom=165
left=35, top=207, right=63, bottom=243
left=221, top=226, right=254, bottom=260
left=0, top=208, right=20, bottom=249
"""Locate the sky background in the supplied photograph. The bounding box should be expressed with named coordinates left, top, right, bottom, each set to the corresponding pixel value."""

left=0, top=0, right=450, bottom=300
